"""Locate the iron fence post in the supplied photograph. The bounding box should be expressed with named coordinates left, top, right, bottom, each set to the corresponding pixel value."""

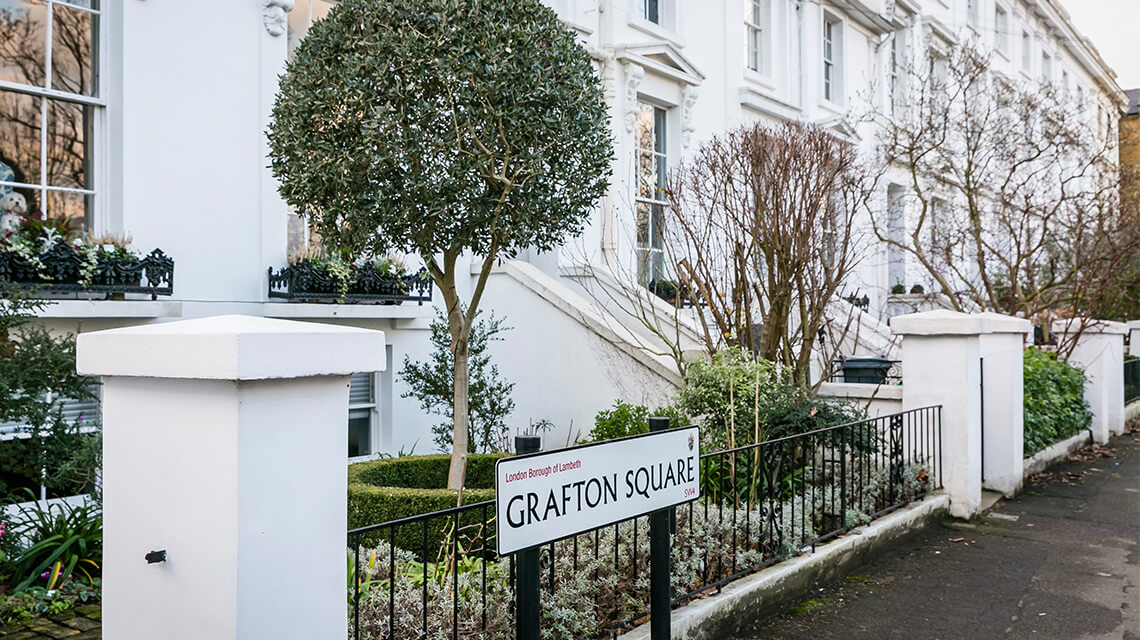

left=648, top=416, right=672, bottom=640
left=839, top=425, right=847, bottom=531
left=514, top=435, right=542, bottom=640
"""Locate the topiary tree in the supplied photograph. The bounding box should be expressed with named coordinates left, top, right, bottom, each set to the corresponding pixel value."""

left=268, top=0, right=612, bottom=490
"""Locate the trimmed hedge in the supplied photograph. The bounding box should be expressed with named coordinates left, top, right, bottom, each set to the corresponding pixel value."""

left=1023, top=348, right=1093, bottom=455
left=347, top=454, right=508, bottom=553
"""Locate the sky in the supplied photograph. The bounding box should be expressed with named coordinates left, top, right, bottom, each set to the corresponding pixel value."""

left=1059, top=0, right=1140, bottom=90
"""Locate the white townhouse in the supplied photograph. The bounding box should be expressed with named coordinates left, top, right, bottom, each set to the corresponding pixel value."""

left=0, top=0, right=1126, bottom=456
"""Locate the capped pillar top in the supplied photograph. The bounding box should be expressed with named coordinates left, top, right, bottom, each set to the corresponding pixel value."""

left=890, top=309, right=1031, bottom=336
left=77, top=314, right=386, bottom=380
left=1051, top=318, right=1129, bottom=336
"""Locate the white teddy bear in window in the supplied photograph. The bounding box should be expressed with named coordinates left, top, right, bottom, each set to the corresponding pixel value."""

left=0, top=192, right=27, bottom=235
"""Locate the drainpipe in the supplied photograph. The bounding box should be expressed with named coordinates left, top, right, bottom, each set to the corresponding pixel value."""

left=796, top=0, right=804, bottom=113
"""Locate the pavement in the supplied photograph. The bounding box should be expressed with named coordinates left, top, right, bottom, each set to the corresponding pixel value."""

left=0, top=604, right=100, bottom=639
left=741, top=426, right=1140, bottom=640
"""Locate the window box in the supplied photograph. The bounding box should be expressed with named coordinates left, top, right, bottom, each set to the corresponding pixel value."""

left=267, top=260, right=432, bottom=304
left=0, top=244, right=174, bottom=300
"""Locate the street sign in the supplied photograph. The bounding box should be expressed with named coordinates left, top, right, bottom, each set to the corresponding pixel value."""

left=495, top=426, right=700, bottom=555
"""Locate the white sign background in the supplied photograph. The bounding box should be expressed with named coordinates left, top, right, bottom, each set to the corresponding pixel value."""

left=495, top=427, right=701, bottom=555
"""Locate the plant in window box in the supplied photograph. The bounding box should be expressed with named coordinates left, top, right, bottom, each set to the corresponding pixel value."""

left=88, top=234, right=143, bottom=288
left=352, top=255, right=411, bottom=301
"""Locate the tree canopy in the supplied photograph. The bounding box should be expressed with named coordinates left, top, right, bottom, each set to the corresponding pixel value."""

left=268, top=0, right=613, bottom=262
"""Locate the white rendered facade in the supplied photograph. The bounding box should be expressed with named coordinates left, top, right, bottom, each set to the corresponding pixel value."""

left=0, top=0, right=1125, bottom=454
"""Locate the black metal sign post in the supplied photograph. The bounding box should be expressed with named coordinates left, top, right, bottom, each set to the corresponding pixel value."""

left=514, top=434, right=542, bottom=640
left=647, top=417, right=672, bottom=640
left=504, top=424, right=698, bottom=640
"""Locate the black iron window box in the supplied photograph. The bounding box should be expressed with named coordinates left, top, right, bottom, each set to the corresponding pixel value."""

left=0, top=244, right=174, bottom=300
left=267, top=262, right=432, bottom=304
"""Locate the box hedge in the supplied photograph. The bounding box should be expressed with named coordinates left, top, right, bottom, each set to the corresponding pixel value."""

left=347, top=454, right=508, bottom=553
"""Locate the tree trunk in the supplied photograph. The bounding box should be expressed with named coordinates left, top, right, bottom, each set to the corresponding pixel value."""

left=446, top=321, right=470, bottom=492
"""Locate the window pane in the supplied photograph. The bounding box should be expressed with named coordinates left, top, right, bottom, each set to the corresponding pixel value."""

left=636, top=200, right=650, bottom=247
left=55, top=0, right=96, bottom=9
left=348, top=411, right=371, bottom=457
left=44, top=188, right=88, bottom=224
left=0, top=1, right=48, bottom=89
left=0, top=89, right=43, bottom=190
left=51, top=3, right=96, bottom=96
left=637, top=150, right=656, bottom=200
left=637, top=103, right=656, bottom=151
left=643, top=0, right=659, bottom=24
left=45, top=97, right=90, bottom=190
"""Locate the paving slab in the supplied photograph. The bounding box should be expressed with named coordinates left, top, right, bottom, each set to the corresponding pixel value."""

left=741, top=427, right=1140, bottom=640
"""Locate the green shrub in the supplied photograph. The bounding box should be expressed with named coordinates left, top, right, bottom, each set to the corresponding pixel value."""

left=678, top=348, right=864, bottom=451
left=8, top=496, right=101, bottom=592
left=1023, top=347, right=1093, bottom=455
left=348, top=454, right=507, bottom=490
left=400, top=312, right=516, bottom=454
left=347, top=454, right=507, bottom=551
left=0, top=579, right=100, bottom=625
left=587, top=401, right=690, bottom=442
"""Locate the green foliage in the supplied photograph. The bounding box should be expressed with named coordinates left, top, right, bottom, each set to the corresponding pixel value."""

left=347, top=454, right=506, bottom=551
left=588, top=401, right=689, bottom=442
left=0, top=286, right=99, bottom=503
left=0, top=510, right=16, bottom=578
left=8, top=496, right=101, bottom=592
left=0, top=579, right=100, bottom=625
left=268, top=0, right=612, bottom=262
left=1023, top=347, right=1093, bottom=454
left=400, top=311, right=515, bottom=453
left=678, top=348, right=864, bottom=451
left=348, top=454, right=507, bottom=490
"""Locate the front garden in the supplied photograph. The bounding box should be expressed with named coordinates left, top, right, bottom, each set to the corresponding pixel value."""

left=344, top=345, right=942, bottom=639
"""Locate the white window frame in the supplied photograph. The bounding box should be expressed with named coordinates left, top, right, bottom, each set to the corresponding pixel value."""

left=347, top=371, right=377, bottom=460
left=745, top=0, right=771, bottom=76
left=1021, top=30, right=1032, bottom=72
left=634, top=101, right=669, bottom=288
left=994, top=4, right=1009, bottom=56
left=822, top=13, right=843, bottom=105
left=639, top=0, right=671, bottom=28
left=890, top=29, right=907, bottom=109
left=0, top=0, right=107, bottom=233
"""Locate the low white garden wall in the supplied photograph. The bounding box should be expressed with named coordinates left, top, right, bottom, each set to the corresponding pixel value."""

left=817, top=381, right=903, bottom=418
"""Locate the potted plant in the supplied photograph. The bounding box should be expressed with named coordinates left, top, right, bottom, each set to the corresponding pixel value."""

left=909, top=283, right=925, bottom=294
left=890, top=283, right=906, bottom=295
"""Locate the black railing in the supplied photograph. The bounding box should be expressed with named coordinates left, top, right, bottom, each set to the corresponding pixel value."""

left=648, top=279, right=701, bottom=308
left=843, top=293, right=870, bottom=312
left=0, top=244, right=174, bottom=299
left=267, top=263, right=432, bottom=304
left=347, top=406, right=942, bottom=640
left=1126, top=357, right=1139, bottom=404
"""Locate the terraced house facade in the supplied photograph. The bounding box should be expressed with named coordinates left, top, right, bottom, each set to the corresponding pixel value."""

left=0, top=0, right=1126, bottom=457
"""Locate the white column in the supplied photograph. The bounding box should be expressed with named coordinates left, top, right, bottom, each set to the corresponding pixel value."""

left=1053, top=319, right=1128, bottom=443
left=1128, top=321, right=1140, bottom=358
left=891, top=310, right=1030, bottom=517
left=77, top=315, right=385, bottom=640
left=975, top=313, right=1032, bottom=498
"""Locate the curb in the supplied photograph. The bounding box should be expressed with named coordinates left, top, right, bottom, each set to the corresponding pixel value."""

left=1022, top=431, right=1092, bottom=479
left=617, top=492, right=951, bottom=640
